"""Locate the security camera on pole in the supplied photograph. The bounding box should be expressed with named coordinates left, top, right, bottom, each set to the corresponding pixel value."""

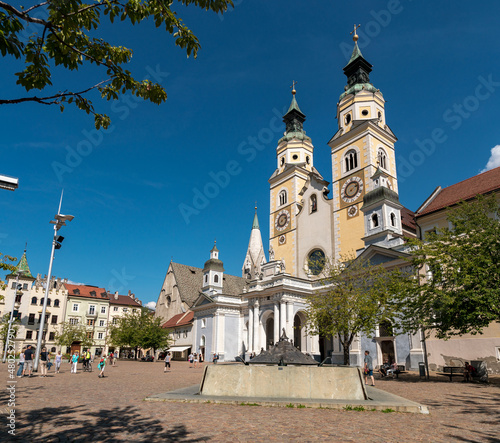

left=33, top=193, right=74, bottom=372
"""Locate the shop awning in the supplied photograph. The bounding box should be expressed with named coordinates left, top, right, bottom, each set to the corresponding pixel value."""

left=168, top=346, right=191, bottom=352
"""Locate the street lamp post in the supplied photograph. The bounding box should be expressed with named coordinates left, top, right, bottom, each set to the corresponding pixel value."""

left=33, top=213, right=74, bottom=372
left=2, top=270, right=25, bottom=363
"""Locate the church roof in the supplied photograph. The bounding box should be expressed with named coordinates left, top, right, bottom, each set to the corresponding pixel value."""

left=401, top=207, right=417, bottom=232
left=416, top=166, right=500, bottom=216
left=170, top=262, right=247, bottom=307
left=7, top=250, right=34, bottom=280
left=252, top=210, right=260, bottom=230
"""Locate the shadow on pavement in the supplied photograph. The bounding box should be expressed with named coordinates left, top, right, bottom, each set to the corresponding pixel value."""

left=16, top=405, right=209, bottom=442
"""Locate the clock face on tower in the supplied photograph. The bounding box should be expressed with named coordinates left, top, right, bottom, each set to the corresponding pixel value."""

left=275, top=209, right=290, bottom=232
left=341, top=176, right=364, bottom=204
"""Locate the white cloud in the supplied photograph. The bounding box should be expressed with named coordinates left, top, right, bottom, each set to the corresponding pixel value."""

left=481, top=145, right=500, bottom=172
left=145, top=301, right=156, bottom=311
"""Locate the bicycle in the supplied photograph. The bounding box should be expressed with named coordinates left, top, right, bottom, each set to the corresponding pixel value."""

left=83, top=360, right=93, bottom=372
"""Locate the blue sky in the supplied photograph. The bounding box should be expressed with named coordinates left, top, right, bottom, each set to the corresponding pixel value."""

left=1, top=0, right=500, bottom=308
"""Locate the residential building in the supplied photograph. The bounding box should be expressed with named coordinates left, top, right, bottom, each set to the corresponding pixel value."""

left=162, top=310, right=194, bottom=360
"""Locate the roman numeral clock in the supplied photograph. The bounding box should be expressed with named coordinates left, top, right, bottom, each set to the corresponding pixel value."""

left=340, top=175, right=364, bottom=217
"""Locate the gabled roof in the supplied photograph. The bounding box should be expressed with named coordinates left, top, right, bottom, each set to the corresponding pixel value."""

left=416, top=166, right=500, bottom=216
left=162, top=310, right=194, bottom=329
left=109, top=294, right=142, bottom=307
left=401, top=206, right=416, bottom=232
left=65, top=283, right=109, bottom=300
left=170, top=262, right=247, bottom=308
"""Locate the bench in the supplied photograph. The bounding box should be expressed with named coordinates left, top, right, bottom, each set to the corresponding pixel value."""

left=382, top=365, right=407, bottom=379
left=437, top=366, right=464, bottom=381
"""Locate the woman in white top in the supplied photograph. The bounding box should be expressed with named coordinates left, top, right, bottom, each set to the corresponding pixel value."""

left=17, top=349, right=25, bottom=377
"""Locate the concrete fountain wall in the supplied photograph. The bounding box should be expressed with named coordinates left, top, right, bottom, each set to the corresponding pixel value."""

left=199, top=365, right=367, bottom=400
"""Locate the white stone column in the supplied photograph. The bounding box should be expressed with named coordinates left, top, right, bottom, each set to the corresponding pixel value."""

left=253, top=300, right=260, bottom=352
left=279, top=300, right=286, bottom=337
left=273, top=302, right=279, bottom=344
left=287, top=302, right=294, bottom=340
left=248, top=306, right=254, bottom=353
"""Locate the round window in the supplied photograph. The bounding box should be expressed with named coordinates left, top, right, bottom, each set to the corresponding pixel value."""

left=362, top=110, right=369, bottom=116
left=292, top=154, right=298, bottom=160
left=308, top=249, right=326, bottom=275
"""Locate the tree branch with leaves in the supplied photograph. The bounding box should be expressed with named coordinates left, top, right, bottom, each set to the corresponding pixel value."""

left=0, top=0, right=234, bottom=128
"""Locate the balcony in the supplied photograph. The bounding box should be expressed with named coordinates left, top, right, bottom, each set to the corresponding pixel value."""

left=86, top=311, right=97, bottom=318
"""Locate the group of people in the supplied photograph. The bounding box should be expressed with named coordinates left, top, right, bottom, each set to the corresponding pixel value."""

left=188, top=352, right=203, bottom=367
left=17, top=345, right=63, bottom=377
left=70, top=350, right=113, bottom=377
left=377, top=360, right=400, bottom=379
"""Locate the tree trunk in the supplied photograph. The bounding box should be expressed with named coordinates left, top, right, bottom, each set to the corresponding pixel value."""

left=343, top=331, right=350, bottom=365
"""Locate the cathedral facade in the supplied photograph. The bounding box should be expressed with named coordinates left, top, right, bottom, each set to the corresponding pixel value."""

left=155, top=34, right=425, bottom=369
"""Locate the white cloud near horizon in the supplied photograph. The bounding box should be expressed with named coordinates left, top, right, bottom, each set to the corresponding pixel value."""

left=145, top=301, right=156, bottom=310
left=481, top=145, right=500, bottom=172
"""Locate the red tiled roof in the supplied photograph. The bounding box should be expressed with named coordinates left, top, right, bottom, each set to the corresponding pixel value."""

left=417, top=166, right=500, bottom=216
left=401, top=206, right=416, bottom=231
left=109, top=294, right=142, bottom=307
left=162, top=311, right=194, bottom=329
left=64, top=283, right=108, bottom=299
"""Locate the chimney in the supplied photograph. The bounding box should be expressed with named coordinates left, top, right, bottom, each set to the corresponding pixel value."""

left=114, top=291, right=119, bottom=300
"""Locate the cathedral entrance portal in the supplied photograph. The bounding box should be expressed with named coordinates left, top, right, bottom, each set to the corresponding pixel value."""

left=266, top=317, right=274, bottom=350
left=293, top=314, right=302, bottom=351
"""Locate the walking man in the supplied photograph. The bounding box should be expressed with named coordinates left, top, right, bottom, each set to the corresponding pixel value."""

left=24, top=345, right=34, bottom=377
left=364, top=350, right=375, bottom=386
left=40, top=347, right=49, bottom=377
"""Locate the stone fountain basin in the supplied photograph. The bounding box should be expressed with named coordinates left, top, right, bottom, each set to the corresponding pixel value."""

left=199, top=364, right=367, bottom=401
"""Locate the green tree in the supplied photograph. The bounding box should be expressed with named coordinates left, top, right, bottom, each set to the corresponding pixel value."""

left=0, top=253, right=17, bottom=290
left=306, top=254, right=400, bottom=365
left=0, top=0, right=234, bottom=128
left=395, top=195, right=500, bottom=339
left=0, top=313, right=20, bottom=355
left=108, top=308, right=170, bottom=358
left=55, top=321, right=93, bottom=350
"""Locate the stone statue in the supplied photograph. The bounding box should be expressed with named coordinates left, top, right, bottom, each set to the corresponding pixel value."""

left=269, top=245, right=275, bottom=260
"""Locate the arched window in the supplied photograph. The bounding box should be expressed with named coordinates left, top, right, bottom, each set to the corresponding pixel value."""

left=378, top=149, right=387, bottom=170
left=371, top=213, right=379, bottom=228
left=166, top=296, right=171, bottom=308
left=310, top=194, right=317, bottom=213
left=31, top=297, right=37, bottom=305
left=390, top=212, right=396, bottom=227
left=214, top=275, right=219, bottom=283
left=47, top=298, right=51, bottom=307
left=344, top=149, right=358, bottom=172
left=204, top=275, right=208, bottom=284
left=54, top=299, right=60, bottom=307
left=308, top=249, right=326, bottom=276
left=379, top=320, right=393, bottom=337
left=279, top=190, right=287, bottom=206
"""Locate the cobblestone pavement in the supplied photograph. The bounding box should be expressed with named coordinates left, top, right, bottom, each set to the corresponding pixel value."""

left=3, top=360, right=499, bottom=442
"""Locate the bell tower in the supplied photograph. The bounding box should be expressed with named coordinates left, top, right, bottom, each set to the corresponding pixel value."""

left=269, top=84, right=315, bottom=277
left=328, top=25, right=399, bottom=260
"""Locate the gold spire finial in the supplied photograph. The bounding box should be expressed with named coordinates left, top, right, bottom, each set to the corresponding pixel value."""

left=255, top=201, right=257, bottom=212
left=350, top=24, right=361, bottom=42
left=291, top=80, right=297, bottom=95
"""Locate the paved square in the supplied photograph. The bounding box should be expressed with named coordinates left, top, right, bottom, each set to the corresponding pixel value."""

left=5, top=360, right=499, bottom=442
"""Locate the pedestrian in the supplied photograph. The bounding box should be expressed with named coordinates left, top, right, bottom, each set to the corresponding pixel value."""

left=70, top=351, right=79, bottom=373
left=164, top=352, right=171, bottom=373
left=364, top=350, right=375, bottom=386
left=188, top=353, right=193, bottom=368
left=193, top=353, right=198, bottom=368
left=55, top=351, right=62, bottom=373
left=199, top=352, right=203, bottom=363
left=40, top=347, right=49, bottom=377
left=17, top=347, right=25, bottom=377
left=24, top=345, right=34, bottom=377
left=98, top=354, right=107, bottom=378
left=113, top=351, right=118, bottom=366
